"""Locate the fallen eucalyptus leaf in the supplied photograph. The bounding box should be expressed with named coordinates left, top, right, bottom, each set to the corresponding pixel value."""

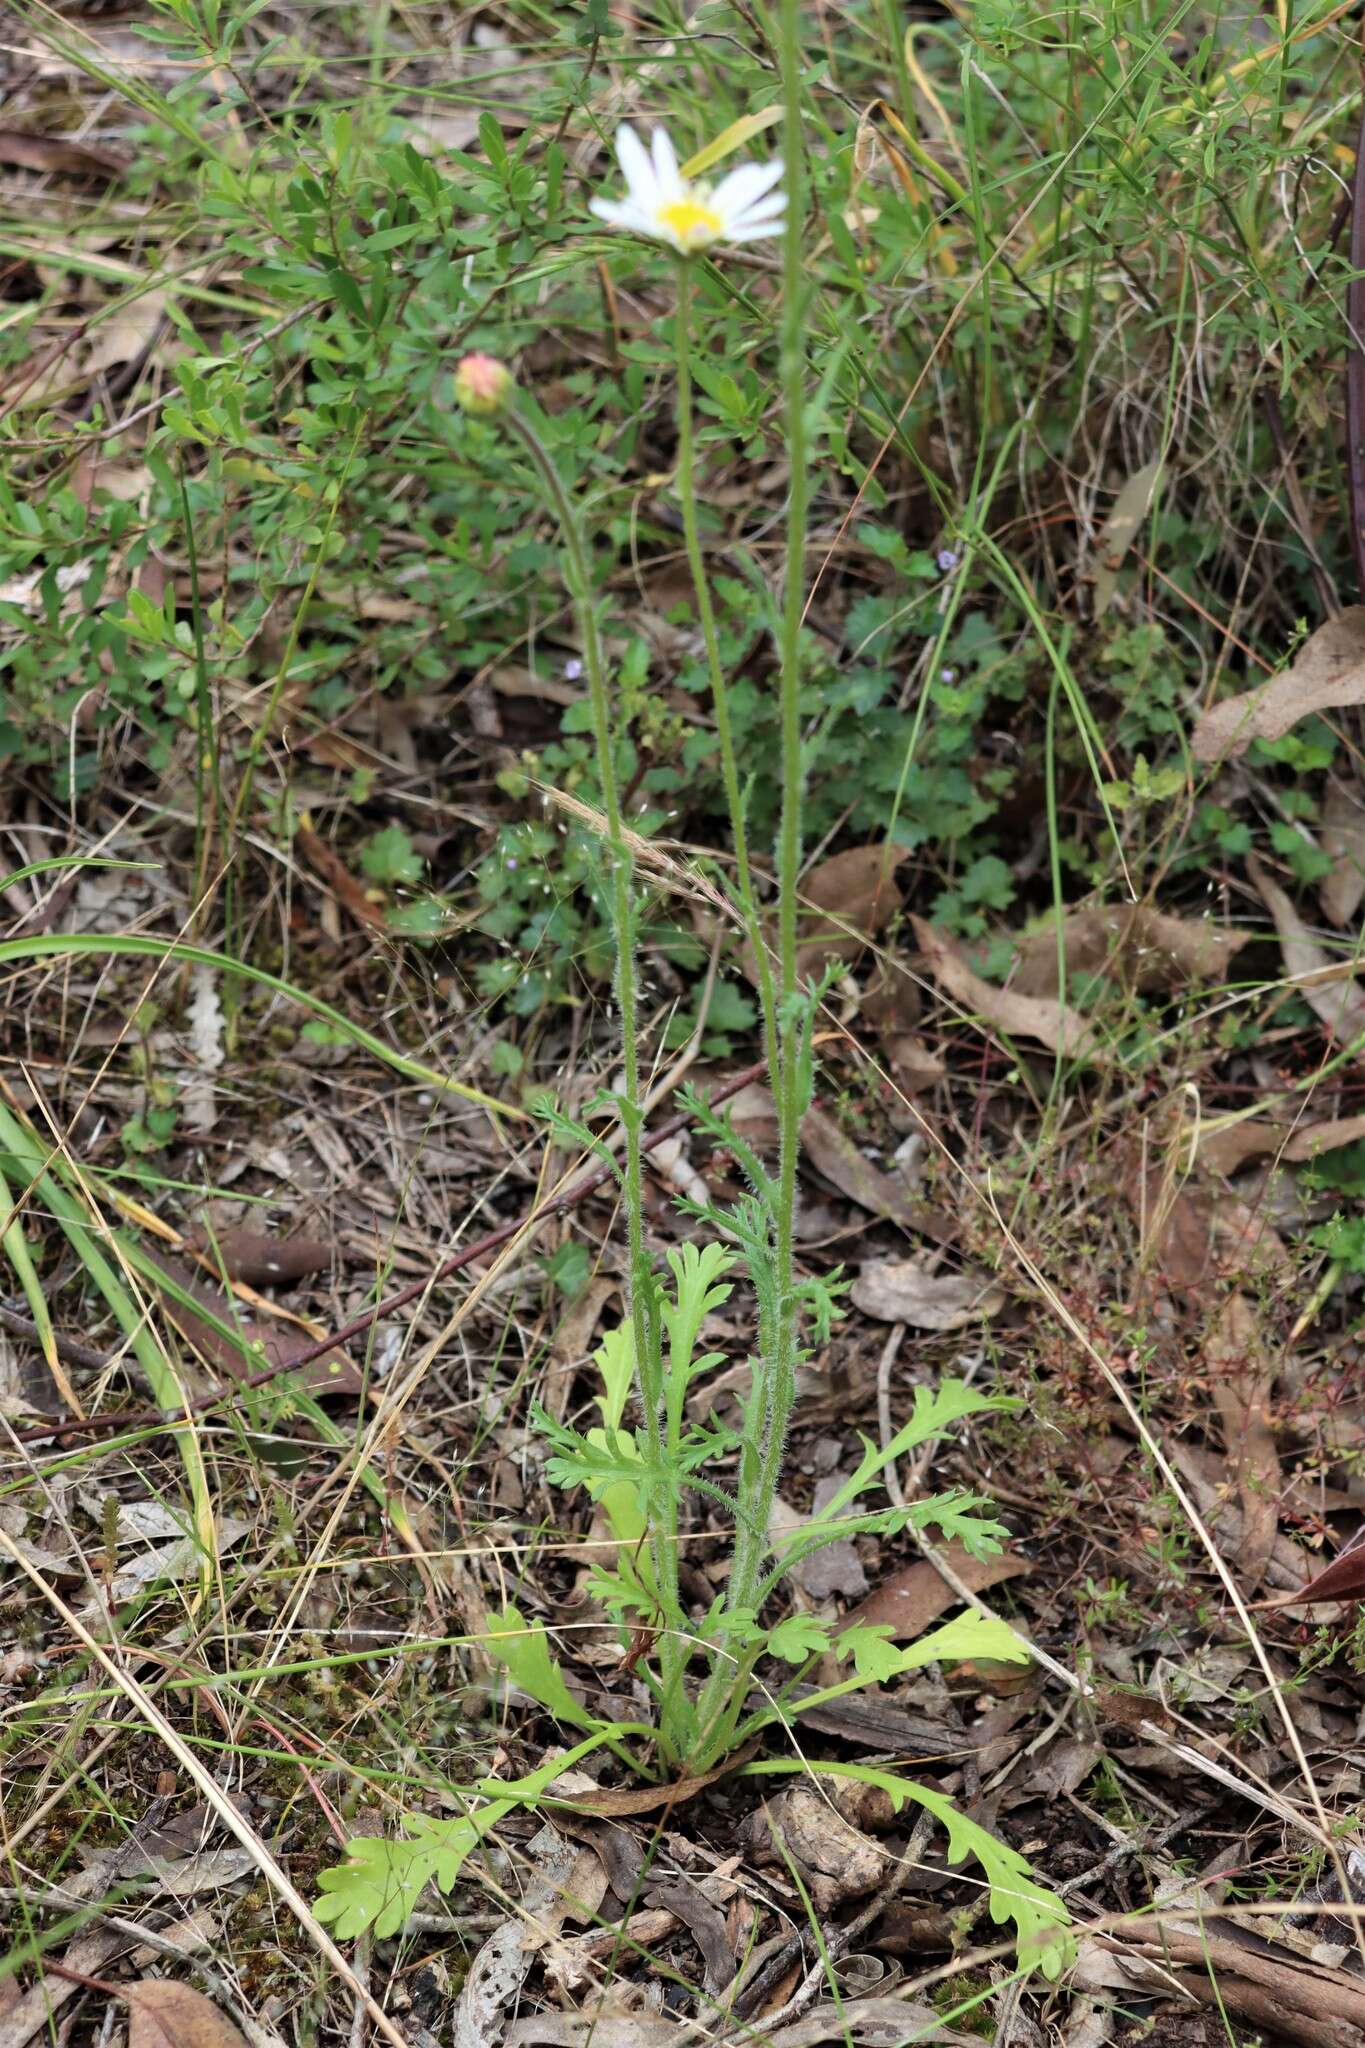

left=796, top=842, right=905, bottom=980
left=1271, top=1526, right=1365, bottom=1606
left=764, top=1999, right=982, bottom=2048
left=190, top=1230, right=333, bottom=1288
left=801, top=1107, right=920, bottom=1226
left=882, top=1035, right=945, bottom=1093
left=1191, top=607, right=1365, bottom=762
left=852, top=1257, right=1004, bottom=1330
left=123, top=1980, right=251, bottom=2048
left=842, top=1541, right=1032, bottom=1642
left=1131, top=1168, right=1289, bottom=1294
left=148, top=1251, right=365, bottom=1399
left=507, top=2023, right=675, bottom=2048
left=1012, top=903, right=1250, bottom=998
left=549, top=1752, right=753, bottom=1818
left=770, top=1493, right=867, bottom=1600
left=1091, top=459, right=1162, bottom=617
left=0, top=130, right=129, bottom=179
left=1320, top=781, right=1365, bottom=929
left=1250, top=858, right=1365, bottom=1046
left=1206, top=1295, right=1280, bottom=1588
left=455, top=1825, right=579, bottom=2048
left=913, top=917, right=1106, bottom=1062
left=75, top=1516, right=251, bottom=1618
left=1196, top=1112, right=1365, bottom=1176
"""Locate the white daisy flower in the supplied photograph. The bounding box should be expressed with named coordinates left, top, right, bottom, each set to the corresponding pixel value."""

left=590, top=123, right=785, bottom=256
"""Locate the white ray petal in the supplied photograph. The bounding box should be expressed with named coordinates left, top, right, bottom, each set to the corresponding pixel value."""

left=711, top=159, right=784, bottom=219
left=591, top=198, right=655, bottom=229
left=650, top=126, right=682, bottom=199
left=732, top=187, right=785, bottom=221
left=718, top=220, right=785, bottom=241
left=731, top=191, right=787, bottom=227
left=615, top=124, right=656, bottom=204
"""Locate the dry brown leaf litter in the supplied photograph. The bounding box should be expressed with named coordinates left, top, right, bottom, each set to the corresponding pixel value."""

left=1191, top=607, right=1365, bottom=762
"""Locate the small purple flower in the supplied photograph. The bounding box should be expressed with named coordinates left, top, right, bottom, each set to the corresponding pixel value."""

left=564, top=656, right=584, bottom=681
left=940, top=667, right=955, bottom=683
left=506, top=856, right=519, bottom=871
left=937, top=547, right=959, bottom=573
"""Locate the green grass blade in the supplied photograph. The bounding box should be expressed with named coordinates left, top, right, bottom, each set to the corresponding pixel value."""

left=0, top=1103, right=214, bottom=1592
left=0, top=1157, right=74, bottom=1412
left=0, top=933, right=523, bottom=1120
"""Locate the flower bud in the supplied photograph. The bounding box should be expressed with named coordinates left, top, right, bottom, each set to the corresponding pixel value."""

left=453, top=352, right=513, bottom=417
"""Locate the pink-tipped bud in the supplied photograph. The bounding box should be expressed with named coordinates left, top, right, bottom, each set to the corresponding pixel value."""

left=454, top=352, right=513, bottom=417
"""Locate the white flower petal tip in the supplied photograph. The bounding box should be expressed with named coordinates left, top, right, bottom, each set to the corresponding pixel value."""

left=615, top=123, right=653, bottom=192
left=650, top=127, right=682, bottom=196
left=591, top=122, right=786, bottom=255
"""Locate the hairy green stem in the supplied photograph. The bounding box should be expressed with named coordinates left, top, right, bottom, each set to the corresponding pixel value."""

left=735, top=0, right=810, bottom=1608
left=691, top=0, right=809, bottom=1767
left=672, top=258, right=781, bottom=1086
left=673, top=254, right=787, bottom=1746
left=505, top=407, right=685, bottom=1745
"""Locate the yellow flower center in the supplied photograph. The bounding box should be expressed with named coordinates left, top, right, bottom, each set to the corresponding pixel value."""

left=656, top=196, right=723, bottom=250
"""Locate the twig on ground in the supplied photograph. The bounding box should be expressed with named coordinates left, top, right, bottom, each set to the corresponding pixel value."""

left=874, top=1321, right=907, bottom=1507
left=723, top=1806, right=939, bottom=2037
left=348, top=1934, right=372, bottom=2048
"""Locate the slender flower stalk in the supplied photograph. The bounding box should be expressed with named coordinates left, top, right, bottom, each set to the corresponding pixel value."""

left=663, top=263, right=790, bottom=1751
left=672, top=259, right=786, bottom=1761
left=671, top=259, right=781, bottom=1086
left=495, top=395, right=687, bottom=1735
left=762, top=0, right=813, bottom=1617
left=689, top=20, right=809, bottom=1768
left=492, top=95, right=806, bottom=1767
left=500, top=415, right=646, bottom=1331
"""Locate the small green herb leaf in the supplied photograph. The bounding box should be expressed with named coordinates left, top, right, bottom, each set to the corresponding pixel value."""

left=486, top=1605, right=601, bottom=1731
left=766, top=1613, right=830, bottom=1663
left=592, top=1325, right=635, bottom=1432
left=315, top=1818, right=488, bottom=1939
left=894, top=1609, right=1030, bottom=1671
left=833, top=1623, right=902, bottom=1682
left=360, top=825, right=423, bottom=886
